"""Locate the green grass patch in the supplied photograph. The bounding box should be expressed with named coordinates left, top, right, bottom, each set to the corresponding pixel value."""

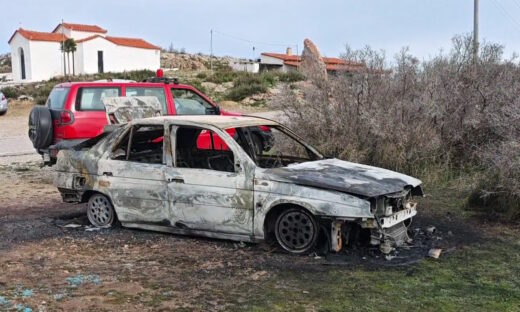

left=242, top=240, right=520, bottom=311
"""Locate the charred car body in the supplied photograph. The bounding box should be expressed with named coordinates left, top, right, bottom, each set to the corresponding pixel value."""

left=54, top=114, right=423, bottom=254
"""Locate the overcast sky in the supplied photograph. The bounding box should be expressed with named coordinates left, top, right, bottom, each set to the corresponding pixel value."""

left=2, top=0, right=520, bottom=60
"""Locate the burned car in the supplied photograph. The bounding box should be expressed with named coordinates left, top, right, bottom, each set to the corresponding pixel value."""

left=54, top=115, right=423, bottom=254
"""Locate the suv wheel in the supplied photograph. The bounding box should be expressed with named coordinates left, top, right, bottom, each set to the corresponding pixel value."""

left=28, top=106, right=53, bottom=149
left=275, top=207, right=318, bottom=254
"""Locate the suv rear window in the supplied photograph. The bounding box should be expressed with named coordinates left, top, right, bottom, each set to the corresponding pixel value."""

left=47, top=87, right=70, bottom=110
left=76, top=87, right=121, bottom=111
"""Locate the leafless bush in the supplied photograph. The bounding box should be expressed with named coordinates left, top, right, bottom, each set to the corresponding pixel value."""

left=273, top=34, right=520, bottom=219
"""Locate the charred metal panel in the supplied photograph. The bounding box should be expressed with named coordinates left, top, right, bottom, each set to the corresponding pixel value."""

left=103, top=96, right=162, bottom=124
left=266, top=158, right=422, bottom=197
left=97, top=159, right=168, bottom=223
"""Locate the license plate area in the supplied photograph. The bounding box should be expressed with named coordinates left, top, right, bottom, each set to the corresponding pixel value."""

left=379, top=203, right=417, bottom=228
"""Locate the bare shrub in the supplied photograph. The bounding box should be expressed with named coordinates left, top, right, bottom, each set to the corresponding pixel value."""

left=273, top=34, right=520, bottom=219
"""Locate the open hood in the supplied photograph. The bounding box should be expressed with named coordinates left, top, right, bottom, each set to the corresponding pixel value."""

left=265, top=158, right=423, bottom=198
left=103, top=96, right=162, bottom=124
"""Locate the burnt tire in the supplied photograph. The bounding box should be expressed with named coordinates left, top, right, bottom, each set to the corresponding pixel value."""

left=275, top=207, right=318, bottom=254
left=28, top=106, right=53, bottom=149
left=87, top=194, right=116, bottom=228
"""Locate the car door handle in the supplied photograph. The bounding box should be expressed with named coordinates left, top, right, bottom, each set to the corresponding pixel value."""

left=103, top=172, right=113, bottom=176
left=167, top=177, right=184, bottom=183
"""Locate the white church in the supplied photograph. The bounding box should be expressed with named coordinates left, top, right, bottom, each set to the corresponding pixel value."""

left=8, top=22, right=161, bottom=82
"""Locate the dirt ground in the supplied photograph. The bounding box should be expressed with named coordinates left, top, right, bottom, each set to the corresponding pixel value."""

left=0, top=102, right=517, bottom=311
left=0, top=158, right=487, bottom=311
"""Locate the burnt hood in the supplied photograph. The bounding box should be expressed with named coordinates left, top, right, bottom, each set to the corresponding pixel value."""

left=265, top=158, right=423, bottom=198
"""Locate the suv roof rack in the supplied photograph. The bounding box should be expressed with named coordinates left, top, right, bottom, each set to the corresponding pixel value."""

left=143, top=77, right=179, bottom=84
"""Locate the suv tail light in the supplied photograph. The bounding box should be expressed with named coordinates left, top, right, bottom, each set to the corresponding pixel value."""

left=59, top=110, right=74, bottom=125
left=1, top=94, right=5, bottom=101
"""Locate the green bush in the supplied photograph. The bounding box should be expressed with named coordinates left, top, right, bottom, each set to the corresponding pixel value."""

left=225, top=83, right=267, bottom=101
left=1, top=86, right=21, bottom=99
left=277, top=71, right=305, bottom=82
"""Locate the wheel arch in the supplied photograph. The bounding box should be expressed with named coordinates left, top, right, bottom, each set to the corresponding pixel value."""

left=83, top=190, right=120, bottom=226
left=263, top=201, right=317, bottom=241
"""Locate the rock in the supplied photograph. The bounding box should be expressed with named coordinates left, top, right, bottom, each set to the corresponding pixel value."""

left=428, top=248, right=442, bottom=259
left=201, top=82, right=217, bottom=90
left=17, top=95, right=34, bottom=101
left=222, top=82, right=234, bottom=88
left=214, top=84, right=227, bottom=93
left=425, top=226, right=436, bottom=235
left=299, top=38, right=328, bottom=85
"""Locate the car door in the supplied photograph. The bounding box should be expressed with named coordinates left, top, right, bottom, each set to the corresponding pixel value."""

left=165, top=124, right=254, bottom=235
left=97, top=123, right=170, bottom=224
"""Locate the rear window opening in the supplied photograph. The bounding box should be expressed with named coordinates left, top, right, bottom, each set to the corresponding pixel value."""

left=46, top=87, right=70, bottom=110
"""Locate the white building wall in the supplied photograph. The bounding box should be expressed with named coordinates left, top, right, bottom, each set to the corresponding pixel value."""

left=9, top=33, right=32, bottom=81
left=52, top=26, right=71, bottom=39
left=70, top=30, right=105, bottom=40
left=230, top=60, right=259, bottom=73
left=260, top=55, right=285, bottom=65
left=78, top=37, right=160, bottom=74
left=28, top=41, right=63, bottom=81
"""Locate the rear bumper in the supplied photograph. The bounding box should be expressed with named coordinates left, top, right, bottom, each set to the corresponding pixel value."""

left=38, top=138, right=88, bottom=165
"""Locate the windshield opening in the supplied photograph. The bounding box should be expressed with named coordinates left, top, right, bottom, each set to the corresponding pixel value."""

left=232, top=125, right=322, bottom=169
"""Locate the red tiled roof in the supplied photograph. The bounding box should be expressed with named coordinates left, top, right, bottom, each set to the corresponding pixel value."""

left=105, top=36, right=161, bottom=50
left=75, top=34, right=103, bottom=43
left=53, top=23, right=107, bottom=34
left=8, top=28, right=67, bottom=44
left=262, top=52, right=364, bottom=71
left=76, top=34, right=160, bottom=50
left=262, top=52, right=301, bottom=62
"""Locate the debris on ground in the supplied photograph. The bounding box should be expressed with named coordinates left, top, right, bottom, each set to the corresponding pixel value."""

left=428, top=248, right=442, bottom=259
left=66, top=274, right=102, bottom=287
left=426, top=226, right=437, bottom=235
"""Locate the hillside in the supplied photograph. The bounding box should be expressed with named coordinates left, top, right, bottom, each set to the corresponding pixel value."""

left=0, top=53, right=11, bottom=73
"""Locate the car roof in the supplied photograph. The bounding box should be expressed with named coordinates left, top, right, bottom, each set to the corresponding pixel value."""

left=130, top=115, right=279, bottom=129
left=55, top=81, right=195, bottom=89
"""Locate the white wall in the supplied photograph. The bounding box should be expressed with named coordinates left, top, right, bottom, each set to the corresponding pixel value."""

left=9, top=33, right=32, bottom=81
left=260, top=55, right=285, bottom=65
left=230, top=61, right=259, bottom=73
left=53, top=25, right=71, bottom=38
left=78, top=37, right=160, bottom=74
left=28, top=41, right=63, bottom=81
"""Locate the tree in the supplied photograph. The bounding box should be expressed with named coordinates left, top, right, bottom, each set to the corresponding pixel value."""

left=60, top=38, right=77, bottom=76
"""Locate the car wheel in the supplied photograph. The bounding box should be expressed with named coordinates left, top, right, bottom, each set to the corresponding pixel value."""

left=28, top=106, right=53, bottom=149
left=0, top=110, right=6, bottom=116
left=87, top=194, right=116, bottom=228
left=275, top=207, right=318, bottom=254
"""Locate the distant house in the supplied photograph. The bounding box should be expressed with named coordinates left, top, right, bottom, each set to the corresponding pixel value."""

left=260, top=48, right=364, bottom=73
left=8, top=22, right=161, bottom=82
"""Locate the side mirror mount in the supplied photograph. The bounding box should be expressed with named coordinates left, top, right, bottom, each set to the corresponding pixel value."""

left=214, top=105, right=221, bottom=115
left=234, top=160, right=242, bottom=173
left=111, top=148, right=126, bottom=160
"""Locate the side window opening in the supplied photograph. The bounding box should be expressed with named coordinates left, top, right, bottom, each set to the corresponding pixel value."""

left=126, top=87, right=168, bottom=114
left=174, top=126, right=234, bottom=172
left=171, top=89, right=216, bottom=115
left=112, top=125, right=164, bottom=165
left=76, top=87, right=121, bottom=111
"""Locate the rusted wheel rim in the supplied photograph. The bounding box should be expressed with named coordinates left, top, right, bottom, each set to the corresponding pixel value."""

left=276, top=209, right=316, bottom=252
left=87, top=195, right=114, bottom=227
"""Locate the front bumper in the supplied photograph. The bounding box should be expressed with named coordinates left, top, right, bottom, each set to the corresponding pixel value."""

left=378, top=202, right=417, bottom=228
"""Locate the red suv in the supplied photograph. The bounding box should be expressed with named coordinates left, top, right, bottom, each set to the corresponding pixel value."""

left=28, top=77, right=272, bottom=164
